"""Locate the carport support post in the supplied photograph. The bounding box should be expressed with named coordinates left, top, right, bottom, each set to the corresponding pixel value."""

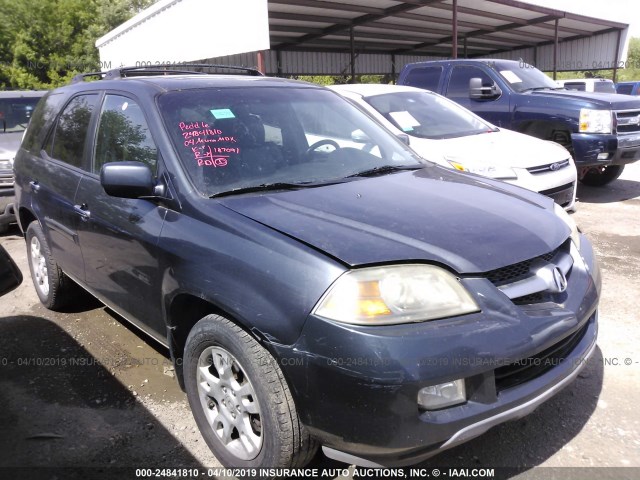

left=350, top=26, right=356, bottom=83
left=276, top=50, right=283, bottom=77
left=257, top=51, right=266, bottom=75
left=452, top=0, right=458, bottom=59
left=613, top=29, right=622, bottom=82
left=553, top=19, right=559, bottom=80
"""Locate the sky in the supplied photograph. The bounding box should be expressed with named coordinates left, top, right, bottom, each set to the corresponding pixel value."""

left=526, top=0, right=640, bottom=37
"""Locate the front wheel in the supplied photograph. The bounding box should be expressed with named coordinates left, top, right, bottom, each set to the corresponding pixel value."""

left=579, top=165, right=624, bottom=187
left=184, top=315, right=318, bottom=469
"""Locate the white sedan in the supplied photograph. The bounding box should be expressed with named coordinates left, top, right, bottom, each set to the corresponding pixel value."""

left=329, top=84, right=577, bottom=210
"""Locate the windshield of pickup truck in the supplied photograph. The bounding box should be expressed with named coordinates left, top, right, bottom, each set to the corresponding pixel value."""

left=0, top=94, right=44, bottom=133
left=492, top=61, right=559, bottom=93
left=364, top=90, right=492, bottom=139
left=158, top=87, right=425, bottom=197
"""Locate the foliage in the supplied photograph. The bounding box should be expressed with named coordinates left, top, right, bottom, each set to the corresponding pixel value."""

left=0, top=0, right=153, bottom=89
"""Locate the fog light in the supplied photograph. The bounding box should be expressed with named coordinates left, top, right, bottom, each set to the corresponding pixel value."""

left=418, top=379, right=466, bottom=410
left=597, top=152, right=610, bottom=160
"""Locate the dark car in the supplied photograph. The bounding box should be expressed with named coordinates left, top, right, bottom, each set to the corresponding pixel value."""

left=616, top=81, right=640, bottom=96
left=0, top=91, right=48, bottom=233
left=14, top=66, right=600, bottom=469
left=0, top=243, right=22, bottom=296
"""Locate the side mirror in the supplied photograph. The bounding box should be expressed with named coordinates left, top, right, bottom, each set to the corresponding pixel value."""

left=469, top=78, right=502, bottom=99
left=396, top=133, right=410, bottom=145
left=100, top=161, right=156, bottom=199
left=0, top=244, right=22, bottom=297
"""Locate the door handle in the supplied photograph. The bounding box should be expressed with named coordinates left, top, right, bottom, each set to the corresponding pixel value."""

left=29, top=180, right=40, bottom=192
left=73, top=203, right=91, bottom=220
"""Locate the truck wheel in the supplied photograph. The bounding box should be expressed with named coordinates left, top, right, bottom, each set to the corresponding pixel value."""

left=25, top=222, right=78, bottom=310
left=579, top=165, right=624, bottom=187
left=184, top=314, right=318, bottom=469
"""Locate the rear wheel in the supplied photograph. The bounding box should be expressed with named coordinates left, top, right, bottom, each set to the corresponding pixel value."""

left=184, top=314, right=317, bottom=469
left=26, top=222, right=78, bottom=310
left=579, top=165, right=624, bottom=187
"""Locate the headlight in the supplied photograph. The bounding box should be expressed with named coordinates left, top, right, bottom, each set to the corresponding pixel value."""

left=314, top=265, right=479, bottom=325
left=447, top=160, right=517, bottom=180
left=554, top=203, right=580, bottom=249
left=579, top=108, right=612, bottom=134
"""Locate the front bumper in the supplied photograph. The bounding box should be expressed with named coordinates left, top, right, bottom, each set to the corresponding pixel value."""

left=0, top=188, right=15, bottom=226
left=506, top=164, right=576, bottom=210
left=272, top=236, right=600, bottom=467
left=572, top=132, right=640, bottom=166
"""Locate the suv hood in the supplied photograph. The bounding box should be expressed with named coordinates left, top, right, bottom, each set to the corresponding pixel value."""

left=531, top=89, right=640, bottom=109
left=219, top=168, right=569, bottom=273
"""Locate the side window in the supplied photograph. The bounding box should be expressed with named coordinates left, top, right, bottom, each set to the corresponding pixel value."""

left=446, top=66, right=494, bottom=98
left=403, top=66, right=443, bottom=91
left=49, top=94, right=99, bottom=168
left=94, top=95, right=157, bottom=174
left=564, top=82, right=586, bottom=91
left=21, top=93, right=66, bottom=153
left=616, top=85, right=633, bottom=95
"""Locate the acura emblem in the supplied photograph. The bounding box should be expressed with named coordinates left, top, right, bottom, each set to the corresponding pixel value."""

left=552, top=267, right=567, bottom=293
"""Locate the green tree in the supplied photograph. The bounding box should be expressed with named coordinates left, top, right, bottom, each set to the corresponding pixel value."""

left=0, top=0, right=153, bottom=89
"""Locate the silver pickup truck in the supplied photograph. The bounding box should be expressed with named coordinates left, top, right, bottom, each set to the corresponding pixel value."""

left=0, top=91, right=47, bottom=233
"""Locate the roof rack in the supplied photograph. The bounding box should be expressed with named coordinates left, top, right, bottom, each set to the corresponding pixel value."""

left=70, top=71, right=107, bottom=84
left=74, top=64, right=264, bottom=84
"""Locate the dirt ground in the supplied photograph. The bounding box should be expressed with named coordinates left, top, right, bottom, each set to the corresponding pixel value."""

left=1, top=163, right=639, bottom=480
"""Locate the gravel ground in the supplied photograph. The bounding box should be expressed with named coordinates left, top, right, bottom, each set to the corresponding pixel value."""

left=0, top=163, right=639, bottom=480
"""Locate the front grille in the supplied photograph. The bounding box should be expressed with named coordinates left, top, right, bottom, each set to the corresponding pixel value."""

left=539, top=182, right=575, bottom=208
left=484, top=248, right=559, bottom=286
left=526, top=159, right=570, bottom=174
left=494, top=321, right=589, bottom=392
left=616, top=110, right=640, bottom=133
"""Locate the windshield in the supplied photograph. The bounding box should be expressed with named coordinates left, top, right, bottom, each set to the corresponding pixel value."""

left=158, top=87, right=425, bottom=197
left=0, top=95, right=44, bottom=133
left=364, top=90, right=492, bottom=139
left=492, top=61, right=558, bottom=93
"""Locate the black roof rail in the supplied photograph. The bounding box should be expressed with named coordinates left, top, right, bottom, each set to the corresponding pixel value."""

left=70, top=71, right=107, bottom=84
left=105, top=63, right=264, bottom=79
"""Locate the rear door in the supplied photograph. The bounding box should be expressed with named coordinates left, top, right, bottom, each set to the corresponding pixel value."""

left=29, top=93, right=100, bottom=282
left=74, top=93, right=167, bottom=336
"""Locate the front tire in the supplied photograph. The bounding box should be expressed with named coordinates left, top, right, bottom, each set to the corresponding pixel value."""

left=25, top=222, right=78, bottom=310
left=579, top=165, right=624, bottom=187
left=184, top=314, right=317, bottom=469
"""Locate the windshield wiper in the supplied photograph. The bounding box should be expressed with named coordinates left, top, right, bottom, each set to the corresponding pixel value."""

left=345, top=164, right=423, bottom=178
left=210, top=181, right=334, bottom=198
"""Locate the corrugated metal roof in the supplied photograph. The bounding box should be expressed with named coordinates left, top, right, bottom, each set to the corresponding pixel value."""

left=267, top=0, right=627, bottom=57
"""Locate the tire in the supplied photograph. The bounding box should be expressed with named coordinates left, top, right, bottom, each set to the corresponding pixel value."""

left=184, top=314, right=318, bottom=469
left=579, top=165, right=624, bottom=187
left=25, top=221, right=78, bottom=310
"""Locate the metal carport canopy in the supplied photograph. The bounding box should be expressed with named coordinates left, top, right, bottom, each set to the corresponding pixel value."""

left=266, top=0, right=630, bottom=78
left=97, top=0, right=630, bottom=79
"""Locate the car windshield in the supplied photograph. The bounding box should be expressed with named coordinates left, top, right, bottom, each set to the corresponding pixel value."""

left=492, top=61, right=559, bottom=93
left=0, top=95, right=44, bottom=133
left=157, top=86, right=425, bottom=197
left=364, top=90, right=492, bottom=139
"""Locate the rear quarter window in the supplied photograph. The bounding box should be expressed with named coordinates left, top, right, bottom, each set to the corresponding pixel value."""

left=403, top=66, right=443, bottom=91
left=21, top=93, right=66, bottom=153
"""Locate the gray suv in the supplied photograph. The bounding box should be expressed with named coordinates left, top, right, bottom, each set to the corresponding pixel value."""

left=0, top=91, right=47, bottom=232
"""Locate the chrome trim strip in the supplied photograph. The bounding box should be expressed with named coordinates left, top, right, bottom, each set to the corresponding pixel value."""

left=322, top=447, right=385, bottom=468
left=498, top=250, right=573, bottom=300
